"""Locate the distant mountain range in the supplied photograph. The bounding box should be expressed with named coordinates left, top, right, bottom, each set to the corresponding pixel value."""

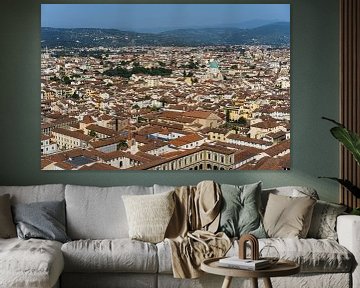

left=41, top=22, right=290, bottom=48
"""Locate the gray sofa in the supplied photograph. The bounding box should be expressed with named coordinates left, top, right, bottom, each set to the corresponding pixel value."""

left=0, top=184, right=359, bottom=288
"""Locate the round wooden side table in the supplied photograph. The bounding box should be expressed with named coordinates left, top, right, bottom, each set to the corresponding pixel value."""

left=201, top=257, right=300, bottom=288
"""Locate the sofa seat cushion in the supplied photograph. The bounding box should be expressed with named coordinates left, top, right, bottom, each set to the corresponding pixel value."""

left=157, top=238, right=353, bottom=274
left=230, top=238, right=354, bottom=273
left=62, top=239, right=158, bottom=273
left=0, top=238, right=64, bottom=288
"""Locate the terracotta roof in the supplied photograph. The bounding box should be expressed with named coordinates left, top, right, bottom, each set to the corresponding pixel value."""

left=183, top=110, right=213, bottom=119
left=253, top=157, right=286, bottom=170
left=52, top=128, right=93, bottom=142
left=41, top=159, right=53, bottom=169
left=200, top=143, right=234, bottom=155
left=252, top=121, right=279, bottom=129
left=82, top=115, right=95, bottom=124
left=54, top=162, right=74, bottom=170
left=169, top=134, right=203, bottom=147
left=138, top=141, right=167, bottom=152
left=41, top=134, right=52, bottom=141
left=264, top=140, right=290, bottom=157
left=78, top=163, right=119, bottom=170
left=234, top=148, right=260, bottom=163
left=86, top=124, right=117, bottom=137
left=90, top=136, right=127, bottom=149
left=266, top=130, right=286, bottom=140
left=241, top=155, right=290, bottom=170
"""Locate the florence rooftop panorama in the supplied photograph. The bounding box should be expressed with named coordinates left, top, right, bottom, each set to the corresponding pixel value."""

left=40, top=6, right=290, bottom=171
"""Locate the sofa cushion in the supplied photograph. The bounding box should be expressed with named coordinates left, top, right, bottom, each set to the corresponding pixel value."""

left=0, top=238, right=64, bottom=288
left=261, top=186, right=319, bottom=212
left=0, top=184, right=65, bottom=204
left=233, top=238, right=353, bottom=273
left=263, top=194, right=316, bottom=238
left=218, top=182, right=266, bottom=238
left=12, top=200, right=70, bottom=243
left=61, top=239, right=158, bottom=273
left=0, top=194, right=16, bottom=238
left=122, top=191, right=175, bottom=243
left=308, top=200, right=347, bottom=240
left=153, top=184, right=177, bottom=194
left=65, top=185, right=153, bottom=239
left=158, top=237, right=353, bottom=274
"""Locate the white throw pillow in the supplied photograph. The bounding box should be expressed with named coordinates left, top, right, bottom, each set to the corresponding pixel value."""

left=122, top=191, right=175, bottom=243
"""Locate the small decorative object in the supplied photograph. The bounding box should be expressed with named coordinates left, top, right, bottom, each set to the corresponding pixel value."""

left=259, top=245, right=280, bottom=264
left=238, top=234, right=259, bottom=260
left=238, top=234, right=280, bottom=266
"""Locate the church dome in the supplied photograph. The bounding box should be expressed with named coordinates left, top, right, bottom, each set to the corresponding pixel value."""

left=209, top=60, right=219, bottom=69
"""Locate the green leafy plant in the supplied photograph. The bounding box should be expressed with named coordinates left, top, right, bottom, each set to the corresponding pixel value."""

left=319, top=117, right=360, bottom=199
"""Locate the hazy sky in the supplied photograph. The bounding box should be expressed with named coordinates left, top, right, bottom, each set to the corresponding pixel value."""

left=41, top=4, right=290, bottom=32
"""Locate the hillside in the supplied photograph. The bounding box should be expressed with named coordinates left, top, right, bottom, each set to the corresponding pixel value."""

left=41, top=22, right=290, bottom=48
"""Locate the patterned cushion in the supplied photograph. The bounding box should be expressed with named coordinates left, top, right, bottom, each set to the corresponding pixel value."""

left=122, top=191, right=175, bottom=243
left=307, top=200, right=347, bottom=240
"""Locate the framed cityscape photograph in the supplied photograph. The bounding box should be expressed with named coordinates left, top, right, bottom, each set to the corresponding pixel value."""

left=40, top=4, right=290, bottom=171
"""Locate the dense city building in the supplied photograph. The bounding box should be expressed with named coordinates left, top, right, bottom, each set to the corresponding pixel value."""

left=41, top=44, right=290, bottom=170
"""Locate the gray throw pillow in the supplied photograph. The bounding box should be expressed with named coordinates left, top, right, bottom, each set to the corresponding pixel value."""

left=0, top=194, right=17, bottom=238
left=218, top=182, right=266, bottom=238
left=307, top=200, right=347, bottom=240
left=12, top=200, right=70, bottom=243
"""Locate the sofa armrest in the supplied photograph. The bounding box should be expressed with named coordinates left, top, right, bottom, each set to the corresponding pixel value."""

left=337, top=215, right=360, bottom=288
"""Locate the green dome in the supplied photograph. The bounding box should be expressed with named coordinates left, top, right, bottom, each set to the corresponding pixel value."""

left=209, top=61, right=219, bottom=69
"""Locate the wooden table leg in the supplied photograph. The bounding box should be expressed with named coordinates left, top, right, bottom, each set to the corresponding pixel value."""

left=263, top=277, right=273, bottom=288
left=221, top=276, right=233, bottom=288
left=251, top=278, right=258, bottom=288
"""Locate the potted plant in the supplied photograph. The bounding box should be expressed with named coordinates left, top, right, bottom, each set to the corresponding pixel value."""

left=320, top=117, right=360, bottom=215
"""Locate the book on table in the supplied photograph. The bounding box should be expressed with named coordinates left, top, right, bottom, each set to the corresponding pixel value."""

left=218, top=257, right=271, bottom=270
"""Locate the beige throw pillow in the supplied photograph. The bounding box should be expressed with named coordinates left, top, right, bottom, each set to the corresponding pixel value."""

left=122, top=191, right=175, bottom=243
left=0, top=194, right=17, bottom=238
left=263, top=193, right=316, bottom=238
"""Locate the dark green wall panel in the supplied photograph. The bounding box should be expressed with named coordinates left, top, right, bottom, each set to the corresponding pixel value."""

left=0, top=0, right=340, bottom=202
